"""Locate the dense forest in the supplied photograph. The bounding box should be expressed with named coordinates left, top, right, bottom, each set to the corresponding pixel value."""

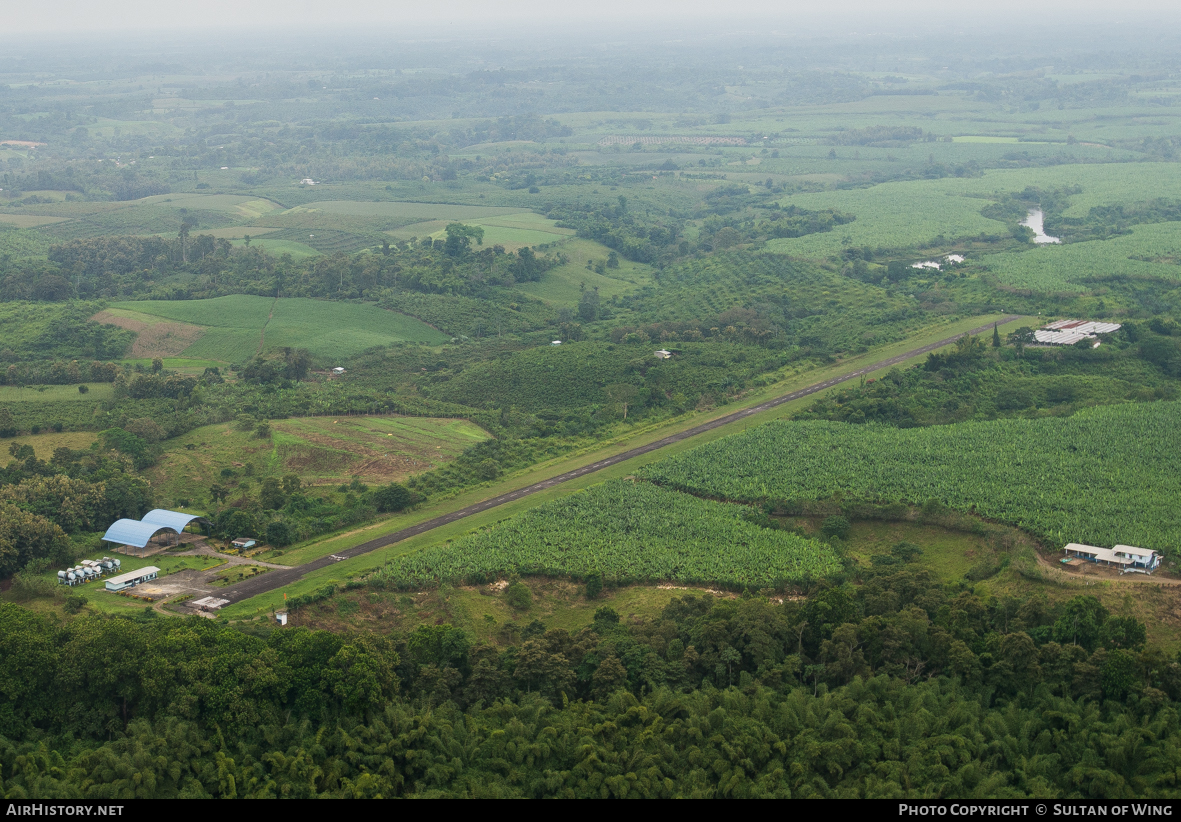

left=2, top=566, right=1176, bottom=798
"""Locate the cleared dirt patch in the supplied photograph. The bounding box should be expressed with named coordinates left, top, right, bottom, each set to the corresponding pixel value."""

left=282, top=426, right=435, bottom=484
left=92, top=309, right=206, bottom=358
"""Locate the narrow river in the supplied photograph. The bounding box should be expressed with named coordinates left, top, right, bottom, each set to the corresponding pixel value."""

left=1021, top=208, right=1061, bottom=244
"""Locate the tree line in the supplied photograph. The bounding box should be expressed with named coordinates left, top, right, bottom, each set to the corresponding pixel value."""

left=1, top=561, right=1179, bottom=798
left=0, top=229, right=565, bottom=304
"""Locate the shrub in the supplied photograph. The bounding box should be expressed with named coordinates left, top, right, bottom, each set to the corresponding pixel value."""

left=373, top=483, right=414, bottom=513
left=584, top=571, right=603, bottom=599
left=504, top=580, right=532, bottom=611
left=8, top=573, right=59, bottom=602
left=265, top=520, right=293, bottom=547
left=63, top=595, right=88, bottom=614
left=821, top=515, right=851, bottom=541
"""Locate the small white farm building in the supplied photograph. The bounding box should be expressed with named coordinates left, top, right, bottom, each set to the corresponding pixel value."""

left=105, top=566, right=160, bottom=592
left=1063, top=543, right=1161, bottom=572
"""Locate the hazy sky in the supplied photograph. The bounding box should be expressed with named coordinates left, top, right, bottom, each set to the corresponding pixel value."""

left=7, top=0, right=1180, bottom=35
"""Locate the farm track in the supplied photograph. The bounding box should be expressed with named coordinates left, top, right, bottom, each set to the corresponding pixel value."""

left=257, top=295, right=278, bottom=356
left=213, top=317, right=1020, bottom=606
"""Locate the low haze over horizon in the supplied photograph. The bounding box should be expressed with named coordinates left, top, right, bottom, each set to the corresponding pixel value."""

left=7, top=0, right=1181, bottom=36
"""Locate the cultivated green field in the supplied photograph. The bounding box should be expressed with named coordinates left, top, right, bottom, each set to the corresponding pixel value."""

left=766, top=163, right=1181, bottom=257
left=373, top=479, right=840, bottom=590
left=229, top=237, right=319, bottom=257
left=109, top=296, right=450, bottom=362
left=983, top=222, right=1181, bottom=292
left=641, top=400, right=1181, bottom=554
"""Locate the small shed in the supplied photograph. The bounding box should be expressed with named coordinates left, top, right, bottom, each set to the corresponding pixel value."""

left=654, top=349, right=673, bottom=360
left=551, top=340, right=562, bottom=346
left=232, top=538, right=257, bottom=550
left=105, top=566, right=160, bottom=592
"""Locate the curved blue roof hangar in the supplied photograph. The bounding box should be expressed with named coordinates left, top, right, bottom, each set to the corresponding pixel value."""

left=141, top=509, right=207, bottom=532
left=101, top=509, right=209, bottom=548
left=101, top=519, right=177, bottom=548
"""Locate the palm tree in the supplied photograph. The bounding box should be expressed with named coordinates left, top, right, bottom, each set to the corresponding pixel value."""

left=179, top=219, right=194, bottom=264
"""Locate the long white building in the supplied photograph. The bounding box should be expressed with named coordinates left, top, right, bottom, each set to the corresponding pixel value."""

left=1063, top=543, right=1161, bottom=572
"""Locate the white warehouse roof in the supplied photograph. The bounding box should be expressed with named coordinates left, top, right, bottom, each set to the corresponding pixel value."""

left=1064, top=543, right=1159, bottom=566
left=1034, top=330, right=1092, bottom=346
left=104, top=566, right=160, bottom=587
left=1034, top=319, right=1122, bottom=347
left=1043, top=319, right=1122, bottom=335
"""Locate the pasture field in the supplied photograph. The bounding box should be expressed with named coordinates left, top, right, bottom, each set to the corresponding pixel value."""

left=109, top=296, right=450, bottom=363
left=183, top=226, right=279, bottom=240
left=229, top=237, right=319, bottom=257
left=258, top=201, right=530, bottom=236
left=0, top=384, right=113, bottom=403
left=438, top=224, right=570, bottom=251
left=640, top=400, right=1181, bottom=555
left=119, top=357, right=225, bottom=372
left=372, top=479, right=840, bottom=591
left=511, top=237, right=656, bottom=304
left=147, top=414, right=490, bottom=504
left=2, top=430, right=98, bottom=459
left=138, top=194, right=283, bottom=219
left=766, top=163, right=1181, bottom=257
left=409, top=212, right=576, bottom=252
left=982, top=222, right=1181, bottom=292
left=0, top=214, right=67, bottom=228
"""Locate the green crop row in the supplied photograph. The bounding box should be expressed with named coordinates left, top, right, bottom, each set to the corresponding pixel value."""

left=640, top=400, right=1181, bottom=554
left=982, top=222, right=1181, bottom=293
left=377, top=291, right=553, bottom=337
left=373, top=479, right=840, bottom=590
left=261, top=227, right=377, bottom=253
